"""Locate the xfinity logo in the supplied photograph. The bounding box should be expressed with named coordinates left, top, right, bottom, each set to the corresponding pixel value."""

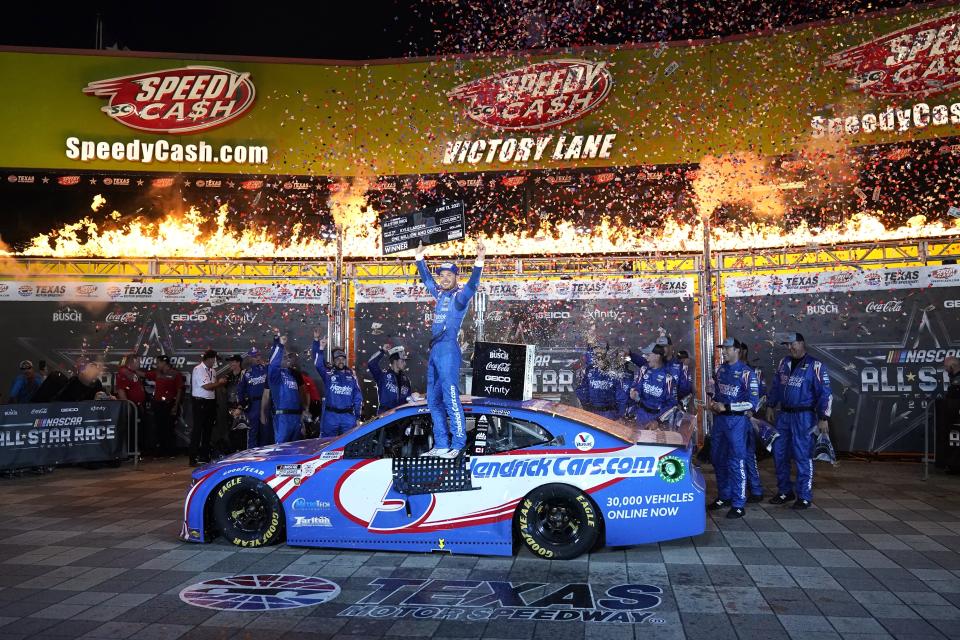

left=587, top=309, right=620, bottom=320
left=225, top=311, right=257, bottom=326
left=805, top=304, right=838, bottom=315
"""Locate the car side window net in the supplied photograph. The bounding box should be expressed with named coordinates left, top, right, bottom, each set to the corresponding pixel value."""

left=467, top=414, right=552, bottom=455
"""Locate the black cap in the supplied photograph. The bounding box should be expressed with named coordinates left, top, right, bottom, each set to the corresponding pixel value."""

left=157, top=355, right=171, bottom=364
left=332, top=348, right=347, bottom=359
left=720, top=337, right=744, bottom=349
left=202, top=349, right=218, bottom=360
left=227, top=354, right=243, bottom=363
left=779, top=332, right=805, bottom=344
left=677, top=350, right=689, bottom=359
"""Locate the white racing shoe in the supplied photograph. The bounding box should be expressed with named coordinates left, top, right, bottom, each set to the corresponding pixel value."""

left=420, top=448, right=447, bottom=457
left=439, top=449, right=461, bottom=459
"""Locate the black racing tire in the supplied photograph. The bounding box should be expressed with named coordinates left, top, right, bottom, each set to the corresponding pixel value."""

left=211, top=476, right=285, bottom=548
left=515, top=484, right=600, bottom=560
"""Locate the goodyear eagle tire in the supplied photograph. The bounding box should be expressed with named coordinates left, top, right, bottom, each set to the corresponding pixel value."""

left=515, top=484, right=600, bottom=560
left=211, top=476, right=285, bottom=548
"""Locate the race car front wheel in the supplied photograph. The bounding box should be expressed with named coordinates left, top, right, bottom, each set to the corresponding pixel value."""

left=210, top=476, right=285, bottom=548
left=515, top=484, right=600, bottom=560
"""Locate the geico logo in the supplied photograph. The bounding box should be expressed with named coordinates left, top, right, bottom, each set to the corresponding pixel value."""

left=946, top=300, right=960, bottom=308
left=60, top=407, right=80, bottom=413
left=484, top=375, right=512, bottom=383
left=534, top=311, right=570, bottom=319
left=170, top=314, right=208, bottom=322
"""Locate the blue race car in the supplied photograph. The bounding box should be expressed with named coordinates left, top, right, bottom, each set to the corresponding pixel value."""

left=181, top=397, right=705, bottom=559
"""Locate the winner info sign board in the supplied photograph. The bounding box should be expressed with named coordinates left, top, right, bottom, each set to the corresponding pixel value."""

left=381, top=202, right=466, bottom=255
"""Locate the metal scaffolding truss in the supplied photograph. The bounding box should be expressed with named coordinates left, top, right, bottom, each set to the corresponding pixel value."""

left=10, top=257, right=334, bottom=280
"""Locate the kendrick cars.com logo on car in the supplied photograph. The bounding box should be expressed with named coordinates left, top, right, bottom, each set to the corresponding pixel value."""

left=83, top=66, right=256, bottom=134
left=447, top=59, right=612, bottom=130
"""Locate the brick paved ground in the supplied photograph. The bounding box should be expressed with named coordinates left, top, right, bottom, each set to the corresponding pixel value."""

left=0, top=457, right=958, bottom=639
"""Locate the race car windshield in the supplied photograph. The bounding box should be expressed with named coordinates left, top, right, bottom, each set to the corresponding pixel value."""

left=541, top=403, right=690, bottom=447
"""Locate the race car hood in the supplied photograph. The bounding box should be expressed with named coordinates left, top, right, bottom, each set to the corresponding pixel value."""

left=191, top=436, right=339, bottom=480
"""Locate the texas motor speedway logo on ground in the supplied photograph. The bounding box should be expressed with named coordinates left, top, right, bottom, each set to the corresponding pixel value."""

left=338, top=578, right=667, bottom=624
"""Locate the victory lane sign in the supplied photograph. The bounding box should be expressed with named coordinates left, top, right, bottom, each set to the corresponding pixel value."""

left=381, top=202, right=465, bottom=255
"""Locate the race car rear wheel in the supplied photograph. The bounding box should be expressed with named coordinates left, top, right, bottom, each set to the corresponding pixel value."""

left=515, top=484, right=600, bottom=560
left=210, top=476, right=285, bottom=548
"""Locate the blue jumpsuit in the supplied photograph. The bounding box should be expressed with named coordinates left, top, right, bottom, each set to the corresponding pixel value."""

left=575, top=359, right=629, bottom=421
left=268, top=337, right=303, bottom=444
left=628, top=366, right=677, bottom=426
left=313, top=340, right=363, bottom=437
left=237, top=364, right=271, bottom=449
left=415, top=260, right=482, bottom=451
left=712, top=361, right=761, bottom=508
left=629, top=352, right=692, bottom=402
left=745, top=367, right=766, bottom=498
left=768, top=354, right=833, bottom=502
left=367, top=349, right=411, bottom=414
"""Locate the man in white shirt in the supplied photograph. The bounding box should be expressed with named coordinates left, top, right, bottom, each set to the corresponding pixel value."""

left=189, top=349, right=226, bottom=466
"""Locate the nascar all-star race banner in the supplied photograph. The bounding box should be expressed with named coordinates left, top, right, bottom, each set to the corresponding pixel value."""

left=0, top=281, right=330, bottom=400
left=723, top=264, right=960, bottom=454
left=353, top=276, right=696, bottom=410
left=1, top=4, right=958, bottom=176
left=0, top=401, right=126, bottom=470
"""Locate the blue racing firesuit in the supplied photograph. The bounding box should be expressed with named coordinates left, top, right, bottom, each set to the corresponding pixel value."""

left=575, top=357, right=629, bottom=421
left=313, top=341, right=363, bottom=437
left=367, top=348, right=411, bottom=414
left=630, top=352, right=692, bottom=403
left=768, top=354, right=833, bottom=502
left=268, top=337, right=303, bottom=444
left=712, top=361, right=761, bottom=508
left=628, top=365, right=677, bottom=426
left=237, top=363, right=271, bottom=449
left=415, top=259, right=482, bottom=452
left=745, top=366, right=766, bottom=498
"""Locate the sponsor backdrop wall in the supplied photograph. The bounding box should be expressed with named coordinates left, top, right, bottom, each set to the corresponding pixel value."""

left=0, top=281, right=330, bottom=397
left=354, top=276, right=696, bottom=409
left=0, top=4, right=958, bottom=176
left=723, top=264, right=960, bottom=454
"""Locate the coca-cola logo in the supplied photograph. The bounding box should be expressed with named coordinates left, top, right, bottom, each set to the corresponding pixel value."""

left=931, top=266, right=959, bottom=280
left=826, top=272, right=856, bottom=287
left=105, top=311, right=139, bottom=324
left=83, top=66, right=256, bottom=134
left=162, top=284, right=186, bottom=296
left=447, top=59, right=613, bottom=130
left=74, top=284, right=98, bottom=297
left=362, top=286, right=386, bottom=297
left=57, top=175, right=80, bottom=186
left=527, top=282, right=550, bottom=294
left=866, top=299, right=904, bottom=313
left=824, top=13, right=960, bottom=98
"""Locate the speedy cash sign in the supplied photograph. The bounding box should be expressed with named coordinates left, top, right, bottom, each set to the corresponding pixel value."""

left=83, top=65, right=256, bottom=134
left=444, top=59, right=617, bottom=166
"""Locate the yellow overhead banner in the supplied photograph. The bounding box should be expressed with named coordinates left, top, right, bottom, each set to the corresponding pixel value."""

left=0, top=3, right=958, bottom=176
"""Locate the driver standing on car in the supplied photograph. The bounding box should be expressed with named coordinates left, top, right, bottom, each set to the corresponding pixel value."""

left=414, top=238, right=485, bottom=459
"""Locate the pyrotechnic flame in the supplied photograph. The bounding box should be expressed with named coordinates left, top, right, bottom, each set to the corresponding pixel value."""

left=91, top=194, right=106, bottom=212
left=16, top=197, right=960, bottom=259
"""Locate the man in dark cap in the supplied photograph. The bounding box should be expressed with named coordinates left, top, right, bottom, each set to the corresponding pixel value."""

left=708, top=337, right=761, bottom=519
left=237, top=348, right=271, bottom=448
left=367, top=343, right=414, bottom=414
left=766, top=332, right=833, bottom=510
left=313, top=329, right=363, bottom=437
left=268, top=331, right=305, bottom=444
left=8, top=360, right=40, bottom=404
left=627, top=343, right=677, bottom=427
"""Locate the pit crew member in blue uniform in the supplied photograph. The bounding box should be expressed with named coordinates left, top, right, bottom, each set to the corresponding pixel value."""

left=576, top=343, right=629, bottom=421
left=627, top=344, right=678, bottom=427
left=367, top=344, right=414, bottom=414
left=237, top=348, right=271, bottom=449
left=766, top=332, right=833, bottom=510
left=267, top=331, right=303, bottom=444
left=630, top=335, right=692, bottom=405
left=739, top=342, right=766, bottom=502
left=313, top=330, right=363, bottom=438
left=414, top=239, right=485, bottom=459
left=708, top=337, right=761, bottom=519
